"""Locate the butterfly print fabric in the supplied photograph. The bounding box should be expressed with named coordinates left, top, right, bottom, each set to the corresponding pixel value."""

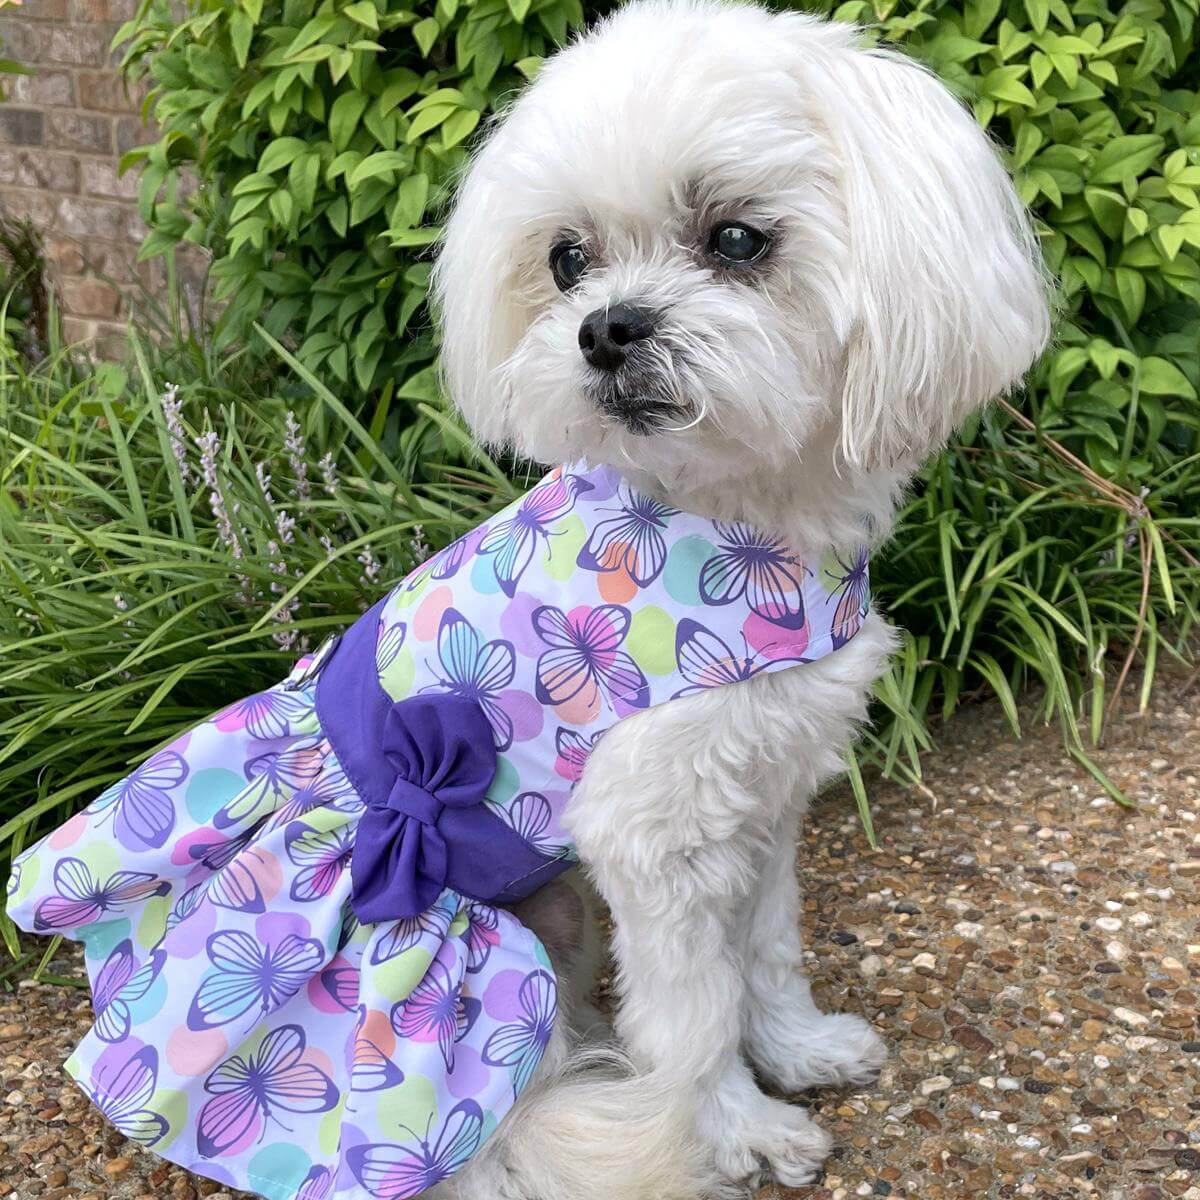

left=8, top=461, right=868, bottom=1200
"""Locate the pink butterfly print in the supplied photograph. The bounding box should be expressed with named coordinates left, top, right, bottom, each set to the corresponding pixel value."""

left=187, top=929, right=325, bottom=1031
left=425, top=608, right=516, bottom=750
left=296, top=1165, right=334, bottom=1200
left=347, top=1099, right=484, bottom=1198
left=87, top=749, right=186, bottom=851
left=215, top=738, right=324, bottom=829
left=319, top=960, right=359, bottom=1011
left=369, top=899, right=455, bottom=966
left=672, top=618, right=805, bottom=699
left=351, top=1023, right=404, bottom=1095
left=89, top=1046, right=168, bottom=1146
left=197, top=1024, right=338, bottom=1159
left=34, top=859, right=169, bottom=931
left=477, top=472, right=594, bottom=597
left=699, top=521, right=808, bottom=629
left=533, top=604, right=649, bottom=709
left=390, top=950, right=479, bottom=1072
left=576, top=489, right=678, bottom=586
left=827, top=547, right=870, bottom=649
left=92, top=941, right=166, bottom=1043
left=482, top=968, right=557, bottom=1097
left=204, top=847, right=273, bottom=914
left=214, top=689, right=314, bottom=739
left=553, top=727, right=602, bottom=783
left=285, top=821, right=353, bottom=902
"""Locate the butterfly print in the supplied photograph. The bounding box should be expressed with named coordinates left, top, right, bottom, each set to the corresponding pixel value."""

left=370, top=899, right=455, bottom=966
left=827, top=547, right=870, bottom=649
left=376, top=617, right=407, bottom=672
left=197, top=1024, right=338, bottom=1158
left=92, top=941, right=165, bottom=1043
left=33, top=859, right=168, bottom=932
left=673, top=619, right=805, bottom=698
left=553, top=727, right=601, bottom=783
left=318, top=961, right=358, bottom=1011
left=577, top=489, right=678, bottom=585
left=285, top=821, right=353, bottom=903
left=390, top=951, right=479, bottom=1073
left=477, top=472, right=593, bottom=597
left=347, top=1100, right=484, bottom=1198
left=482, top=968, right=557, bottom=1097
left=296, top=1165, right=334, bottom=1200
left=403, top=525, right=489, bottom=593
left=464, top=904, right=500, bottom=974
left=187, top=929, right=325, bottom=1031
left=351, top=1031, right=405, bottom=1094
left=204, top=848, right=272, bottom=914
left=215, top=738, right=323, bottom=830
left=533, top=604, right=649, bottom=709
left=214, top=689, right=313, bottom=739
left=425, top=608, right=516, bottom=750
left=87, top=749, right=186, bottom=850
left=503, top=792, right=557, bottom=856
left=188, top=821, right=263, bottom=872
left=699, top=521, right=808, bottom=629
left=165, top=880, right=206, bottom=930
left=89, top=1046, right=169, bottom=1146
left=6, top=858, right=20, bottom=899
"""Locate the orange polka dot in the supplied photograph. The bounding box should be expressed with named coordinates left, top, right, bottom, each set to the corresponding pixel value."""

left=598, top=563, right=637, bottom=604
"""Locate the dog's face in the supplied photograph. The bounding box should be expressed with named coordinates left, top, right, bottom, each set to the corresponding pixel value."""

left=436, top=0, right=1050, bottom=501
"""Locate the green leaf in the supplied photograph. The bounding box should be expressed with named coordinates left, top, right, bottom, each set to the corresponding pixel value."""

left=405, top=104, right=456, bottom=142
left=390, top=172, right=429, bottom=229
left=441, top=108, right=481, bottom=149
left=258, top=136, right=308, bottom=175
left=1090, top=135, right=1165, bottom=186
left=229, top=10, right=254, bottom=69
left=1113, top=267, right=1146, bottom=324
left=342, top=1, right=380, bottom=31
left=347, top=150, right=409, bottom=189
left=1137, top=356, right=1197, bottom=399
left=413, top=17, right=440, bottom=57
left=329, top=91, right=370, bottom=152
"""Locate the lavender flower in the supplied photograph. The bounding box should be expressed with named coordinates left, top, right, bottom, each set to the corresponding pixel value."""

left=357, top=545, right=382, bottom=588
left=283, top=411, right=311, bottom=504
left=318, top=452, right=340, bottom=497
left=195, top=429, right=242, bottom=560
left=160, top=383, right=195, bottom=485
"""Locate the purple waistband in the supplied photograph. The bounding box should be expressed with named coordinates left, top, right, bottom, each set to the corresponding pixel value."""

left=315, top=600, right=573, bottom=921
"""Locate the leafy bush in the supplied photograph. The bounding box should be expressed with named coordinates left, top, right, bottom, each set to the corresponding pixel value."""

left=116, top=0, right=589, bottom=417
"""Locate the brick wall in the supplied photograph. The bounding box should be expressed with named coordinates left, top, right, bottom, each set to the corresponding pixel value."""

left=0, top=0, right=172, bottom=353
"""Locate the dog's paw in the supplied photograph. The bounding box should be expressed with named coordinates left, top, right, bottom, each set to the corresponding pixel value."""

left=752, top=1011, right=888, bottom=1093
left=707, top=1094, right=833, bottom=1188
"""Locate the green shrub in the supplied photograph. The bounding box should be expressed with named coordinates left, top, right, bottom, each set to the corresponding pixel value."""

left=116, top=0, right=590, bottom=416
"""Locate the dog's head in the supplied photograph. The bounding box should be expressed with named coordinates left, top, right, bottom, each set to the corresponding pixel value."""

left=435, top=0, right=1050, bottom=507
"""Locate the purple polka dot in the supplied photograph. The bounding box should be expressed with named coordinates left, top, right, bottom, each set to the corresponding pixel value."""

left=502, top=689, right=544, bottom=743
left=447, top=1043, right=491, bottom=1099
left=483, top=969, right=526, bottom=1021
left=500, top=593, right=543, bottom=656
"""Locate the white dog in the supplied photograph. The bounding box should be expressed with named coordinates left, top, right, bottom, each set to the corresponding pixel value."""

left=431, top=1, right=1050, bottom=1195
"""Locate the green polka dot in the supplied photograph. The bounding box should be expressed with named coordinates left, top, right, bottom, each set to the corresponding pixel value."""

left=544, top=515, right=587, bottom=581
left=627, top=605, right=676, bottom=675
left=8, top=854, right=39, bottom=903
left=319, top=1097, right=347, bottom=1155
left=370, top=945, right=433, bottom=1002
left=380, top=647, right=415, bottom=700
left=377, top=1074, right=438, bottom=1142
left=663, top=535, right=713, bottom=606
left=249, top=1143, right=313, bottom=1199
left=136, top=896, right=169, bottom=948
left=149, top=1088, right=189, bottom=1152
left=186, top=768, right=245, bottom=824
left=448, top=907, right=469, bottom=938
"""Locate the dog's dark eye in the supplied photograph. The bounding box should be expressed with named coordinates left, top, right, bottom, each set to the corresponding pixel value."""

left=708, top=222, right=770, bottom=266
left=550, top=241, right=590, bottom=291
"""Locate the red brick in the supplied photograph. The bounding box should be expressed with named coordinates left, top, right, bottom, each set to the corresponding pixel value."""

left=115, top=114, right=150, bottom=156
left=45, top=111, right=113, bottom=154
left=46, top=238, right=86, bottom=276
left=45, top=24, right=116, bottom=67
left=77, top=70, right=132, bottom=113
left=61, top=315, right=97, bottom=345
left=7, top=69, right=75, bottom=108
left=0, top=108, right=45, bottom=146
left=79, top=0, right=141, bottom=19
left=60, top=277, right=122, bottom=319
left=0, top=147, right=79, bottom=192
left=17, top=0, right=73, bottom=19
left=81, top=157, right=138, bottom=201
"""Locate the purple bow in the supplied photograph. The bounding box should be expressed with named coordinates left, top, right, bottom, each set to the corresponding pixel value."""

left=350, top=694, right=497, bottom=922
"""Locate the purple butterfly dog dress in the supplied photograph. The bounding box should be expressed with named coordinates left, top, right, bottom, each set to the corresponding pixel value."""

left=7, top=461, right=870, bottom=1200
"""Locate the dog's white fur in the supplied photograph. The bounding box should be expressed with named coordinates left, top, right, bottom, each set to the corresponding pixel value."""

left=430, top=1, right=1050, bottom=1195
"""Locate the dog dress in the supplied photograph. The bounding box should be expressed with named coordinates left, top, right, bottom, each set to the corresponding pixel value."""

left=6, top=460, right=870, bottom=1200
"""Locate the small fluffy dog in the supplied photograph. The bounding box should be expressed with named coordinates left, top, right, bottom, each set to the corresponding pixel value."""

left=431, top=1, right=1050, bottom=1195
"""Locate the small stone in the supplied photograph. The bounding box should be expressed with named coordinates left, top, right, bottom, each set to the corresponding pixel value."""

left=1114, top=1006, right=1151, bottom=1028
left=919, top=1075, right=952, bottom=1096
left=830, top=930, right=858, bottom=946
left=1096, top=916, right=1123, bottom=933
left=1175, top=1149, right=1200, bottom=1170
left=859, top=955, right=884, bottom=978
left=1106, top=940, right=1129, bottom=962
left=894, top=900, right=921, bottom=915
left=1175, top=861, right=1200, bottom=876
left=104, top=1158, right=132, bottom=1177
left=912, top=952, right=937, bottom=970
left=911, top=1016, right=943, bottom=1040
left=912, top=1108, right=942, bottom=1130
left=46, top=1172, right=67, bottom=1188
left=1023, top=1078, right=1054, bottom=1094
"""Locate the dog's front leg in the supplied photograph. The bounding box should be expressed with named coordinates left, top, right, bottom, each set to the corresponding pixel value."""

left=741, top=824, right=888, bottom=1092
left=569, top=707, right=833, bottom=1190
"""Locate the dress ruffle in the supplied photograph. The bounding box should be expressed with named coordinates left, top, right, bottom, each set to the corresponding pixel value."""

left=7, top=657, right=556, bottom=1200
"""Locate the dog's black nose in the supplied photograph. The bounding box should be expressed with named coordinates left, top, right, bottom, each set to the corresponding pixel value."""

left=578, top=303, right=655, bottom=372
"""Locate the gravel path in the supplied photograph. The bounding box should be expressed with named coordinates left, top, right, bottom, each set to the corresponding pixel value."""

left=3, top=682, right=1198, bottom=1200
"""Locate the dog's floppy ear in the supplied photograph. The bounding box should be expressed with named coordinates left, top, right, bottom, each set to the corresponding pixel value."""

left=433, top=129, right=535, bottom=448
left=795, top=24, right=1051, bottom=469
